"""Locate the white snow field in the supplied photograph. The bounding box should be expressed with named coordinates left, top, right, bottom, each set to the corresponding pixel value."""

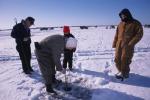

left=0, top=27, right=150, bottom=100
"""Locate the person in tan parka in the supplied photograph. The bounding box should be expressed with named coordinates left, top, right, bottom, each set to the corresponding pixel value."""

left=112, top=8, right=143, bottom=80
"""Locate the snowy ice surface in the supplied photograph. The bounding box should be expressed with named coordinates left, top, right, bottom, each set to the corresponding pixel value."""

left=0, top=27, right=150, bottom=100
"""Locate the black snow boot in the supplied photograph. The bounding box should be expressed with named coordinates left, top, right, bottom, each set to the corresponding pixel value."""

left=24, top=70, right=31, bottom=74
left=52, top=75, right=62, bottom=84
left=46, top=84, right=56, bottom=94
left=115, top=72, right=124, bottom=81
left=29, top=67, right=34, bottom=72
left=123, top=73, right=129, bottom=79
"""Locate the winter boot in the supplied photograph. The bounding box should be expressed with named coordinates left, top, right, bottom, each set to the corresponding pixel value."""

left=115, top=72, right=124, bottom=81
left=69, top=67, right=73, bottom=71
left=52, top=75, right=62, bottom=83
left=24, top=70, right=31, bottom=74
left=29, top=67, right=34, bottom=72
left=46, top=84, right=56, bottom=94
left=123, top=73, right=129, bottom=79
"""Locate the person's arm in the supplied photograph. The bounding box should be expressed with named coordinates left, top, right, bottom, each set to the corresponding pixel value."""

left=112, top=27, right=119, bottom=48
left=52, top=48, right=63, bottom=71
left=70, top=34, right=77, bottom=52
left=128, top=23, right=143, bottom=47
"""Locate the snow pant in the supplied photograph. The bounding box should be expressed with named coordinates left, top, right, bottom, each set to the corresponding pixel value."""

left=114, top=41, right=134, bottom=76
left=35, top=49, right=56, bottom=85
left=16, top=42, right=32, bottom=72
left=63, top=50, right=73, bottom=69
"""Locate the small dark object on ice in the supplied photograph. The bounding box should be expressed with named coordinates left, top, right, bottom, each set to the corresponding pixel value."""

left=63, top=86, right=72, bottom=91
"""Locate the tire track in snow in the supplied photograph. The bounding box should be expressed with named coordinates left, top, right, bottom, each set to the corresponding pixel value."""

left=0, top=54, right=36, bottom=61
left=0, top=47, right=150, bottom=62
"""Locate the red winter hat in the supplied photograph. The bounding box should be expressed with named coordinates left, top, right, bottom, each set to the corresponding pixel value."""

left=63, top=26, right=70, bottom=33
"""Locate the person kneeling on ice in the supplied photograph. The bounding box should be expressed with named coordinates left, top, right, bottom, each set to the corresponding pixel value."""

left=34, top=34, right=76, bottom=93
left=63, top=26, right=77, bottom=71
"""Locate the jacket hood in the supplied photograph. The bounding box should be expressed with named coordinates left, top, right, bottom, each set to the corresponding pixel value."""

left=119, top=8, right=133, bottom=21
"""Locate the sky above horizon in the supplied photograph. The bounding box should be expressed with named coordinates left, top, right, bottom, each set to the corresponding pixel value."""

left=0, top=0, right=150, bottom=29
